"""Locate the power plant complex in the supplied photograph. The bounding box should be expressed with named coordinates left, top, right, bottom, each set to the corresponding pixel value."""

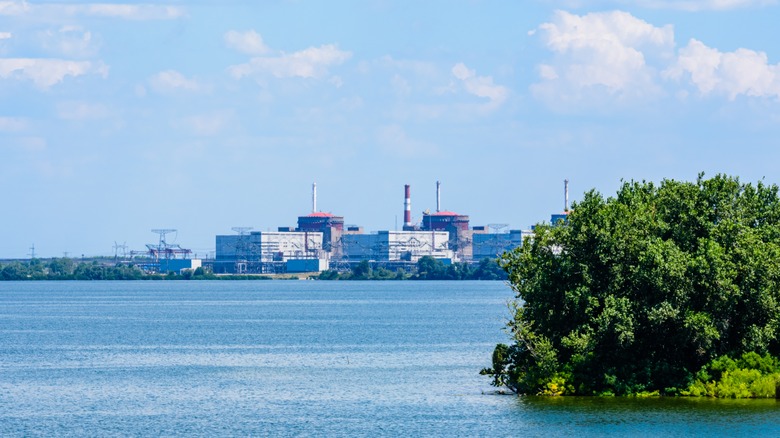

left=126, top=180, right=577, bottom=275
left=210, top=182, right=535, bottom=274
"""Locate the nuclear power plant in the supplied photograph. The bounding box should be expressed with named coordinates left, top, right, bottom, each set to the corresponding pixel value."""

left=213, top=182, right=534, bottom=274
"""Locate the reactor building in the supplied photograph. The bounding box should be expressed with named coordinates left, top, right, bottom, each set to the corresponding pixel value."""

left=213, top=181, right=530, bottom=273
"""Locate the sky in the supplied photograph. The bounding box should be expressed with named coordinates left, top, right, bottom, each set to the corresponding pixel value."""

left=2, top=0, right=780, bottom=258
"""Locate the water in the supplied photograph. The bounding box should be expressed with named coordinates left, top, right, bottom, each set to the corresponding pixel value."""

left=1, top=281, right=779, bottom=436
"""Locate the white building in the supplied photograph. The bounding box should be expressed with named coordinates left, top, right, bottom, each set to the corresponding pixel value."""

left=216, top=231, right=324, bottom=265
left=341, top=230, right=452, bottom=262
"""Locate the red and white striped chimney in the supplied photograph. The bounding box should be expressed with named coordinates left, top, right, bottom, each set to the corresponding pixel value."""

left=404, top=184, right=412, bottom=228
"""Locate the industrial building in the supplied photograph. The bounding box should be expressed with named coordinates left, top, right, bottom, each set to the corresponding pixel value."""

left=210, top=181, right=538, bottom=274
left=340, top=230, right=452, bottom=262
left=551, top=179, right=572, bottom=225
left=214, top=230, right=323, bottom=274
left=472, top=230, right=531, bottom=260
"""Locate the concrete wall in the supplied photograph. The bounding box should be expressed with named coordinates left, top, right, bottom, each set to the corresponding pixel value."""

left=286, top=258, right=329, bottom=273
left=216, top=231, right=323, bottom=263
left=159, top=258, right=201, bottom=273
left=472, top=230, right=531, bottom=260
left=342, top=231, right=451, bottom=262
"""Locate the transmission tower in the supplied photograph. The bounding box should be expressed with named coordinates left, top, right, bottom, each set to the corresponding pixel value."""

left=231, top=227, right=254, bottom=274
left=113, top=241, right=128, bottom=260
left=152, top=229, right=177, bottom=246
left=488, top=224, right=509, bottom=234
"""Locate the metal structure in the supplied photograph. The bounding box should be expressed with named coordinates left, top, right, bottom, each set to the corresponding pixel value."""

left=312, top=182, right=317, bottom=213
left=403, top=184, right=413, bottom=230
left=113, top=241, right=128, bottom=260
left=146, top=229, right=192, bottom=261
left=215, top=230, right=324, bottom=274
left=436, top=181, right=442, bottom=213
left=472, top=229, right=528, bottom=260
left=231, top=227, right=255, bottom=274
left=488, top=224, right=508, bottom=234
left=341, top=230, right=451, bottom=262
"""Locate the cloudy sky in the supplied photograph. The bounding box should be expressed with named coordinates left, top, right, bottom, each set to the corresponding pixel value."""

left=2, top=0, right=780, bottom=258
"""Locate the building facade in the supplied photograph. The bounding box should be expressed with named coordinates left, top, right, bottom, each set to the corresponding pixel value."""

left=340, top=230, right=452, bottom=262
left=214, top=231, right=323, bottom=273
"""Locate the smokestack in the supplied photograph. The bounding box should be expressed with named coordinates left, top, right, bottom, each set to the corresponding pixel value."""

left=312, top=182, right=317, bottom=213
left=404, top=184, right=412, bottom=227
left=436, top=181, right=441, bottom=213
left=564, top=179, right=569, bottom=212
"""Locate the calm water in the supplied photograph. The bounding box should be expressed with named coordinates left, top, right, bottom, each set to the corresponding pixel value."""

left=1, top=281, right=778, bottom=436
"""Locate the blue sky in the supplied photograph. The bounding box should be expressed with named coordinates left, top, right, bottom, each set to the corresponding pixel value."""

left=2, top=0, right=780, bottom=258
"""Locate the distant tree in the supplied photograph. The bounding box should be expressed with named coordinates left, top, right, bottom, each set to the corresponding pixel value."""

left=1, top=263, right=27, bottom=281
left=48, top=258, right=75, bottom=276
left=414, top=256, right=446, bottom=280
left=351, top=260, right=371, bottom=279
left=471, top=258, right=507, bottom=281
left=372, top=266, right=396, bottom=280
left=317, top=270, right=341, bottom=280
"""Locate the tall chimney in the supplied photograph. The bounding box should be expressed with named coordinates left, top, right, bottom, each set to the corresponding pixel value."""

left=436, top=181, right=441, bottom=213
left=404, top=184, right=412, bottom=228
left=312, top=182, right=317, bottom=213
left=564, top=179, right=569, bottom=212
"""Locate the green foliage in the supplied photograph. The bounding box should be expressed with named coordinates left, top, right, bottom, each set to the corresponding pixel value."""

left=316, top=257, right=507, bottom=281
left=490, top=174, right=780, bottom=396
left=317, top=269, right=342, bottom=280
left=0, top=258, right=220, bottom=281
left=413, top=256, right=507, bottom=280
left=351, top=260, right=372, bottom=279
left=682, top=352, right=780, bottom=398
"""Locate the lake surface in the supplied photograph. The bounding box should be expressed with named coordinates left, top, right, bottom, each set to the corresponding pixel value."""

left=1, top=280, right=779, bottom=436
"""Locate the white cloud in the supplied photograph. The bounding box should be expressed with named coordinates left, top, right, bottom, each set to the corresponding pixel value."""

left=228, top=44, right=351, bottom=80
left=377, top=56, right=439, bottom=79
left=376, top=124, right=439, bottom=158
left=0, top=2, right=185, bottom=20
left=0, top=32, right=10, bottom=40
left=539, top=0, right=776, bottom=10
left=664, top=39, right=780, bottom=100
left=0, top=58, right=108, bottom=88
left=451, top=62, right=508, bottom=109
left=149, top=70, right=202, bottom=93
left=224, top=30, right=269, bottom=56
left=391, top=74, right=411, bottom=96
left=174, top=111, right=233, bottom=136
left=531, top=10, right=674, bottom=107
left=633, top=0, right=776, bottom=10
left=39, top=26, right=99, bottom=58
left=16, top=136, right=47, bottom=153
left=56, top=101, right=110, bottom=120
left=81, top=4, right=184, bottom=20
left=0, top=116, right=28, bottom=131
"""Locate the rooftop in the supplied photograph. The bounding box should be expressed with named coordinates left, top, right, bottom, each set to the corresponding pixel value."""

left=426, top=211, right=465, bottom=217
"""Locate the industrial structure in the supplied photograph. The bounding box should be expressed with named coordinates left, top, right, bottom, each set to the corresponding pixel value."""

left=214, top=229, right=324, bottom=274
left=114, top=180, right=571, bottom=275
left=341, top=230, right=452, bottom=262
left=210, top=181, right=536, bottom=274
left=129, top=229, right=200, bottom=273
left=551, top=179, right=571, bottom=225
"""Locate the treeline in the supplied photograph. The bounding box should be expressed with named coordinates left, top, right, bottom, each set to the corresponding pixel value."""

left=482, top=174, right=780, bottom=398
left=0, top=256, right=507, bottom=281
left=318, top=256, right=507, bottom=280
left=0, top=258, right=216, bottom=281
